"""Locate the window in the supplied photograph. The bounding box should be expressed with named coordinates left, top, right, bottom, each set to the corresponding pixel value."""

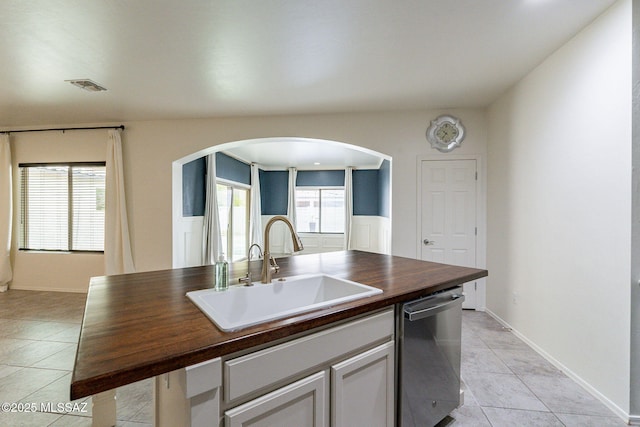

left=216, top=182, right=249, bottom=262
left=19, top=163, right=106, bottom=252
left=295, top=188, right=345, bottom=233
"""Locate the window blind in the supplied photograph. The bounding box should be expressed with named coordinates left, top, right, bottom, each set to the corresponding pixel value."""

left=19, top=163, right=106, bottom=252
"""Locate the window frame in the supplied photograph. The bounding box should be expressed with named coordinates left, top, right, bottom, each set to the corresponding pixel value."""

left=18, top=161, right=107, bottom=253
left=295, top=185, right=346, bottom=234
left=216, top=178, right=251, bottom=262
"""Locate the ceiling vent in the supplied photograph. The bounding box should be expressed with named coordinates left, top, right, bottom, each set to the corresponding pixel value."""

left=66, top=79, right=107, bottom=92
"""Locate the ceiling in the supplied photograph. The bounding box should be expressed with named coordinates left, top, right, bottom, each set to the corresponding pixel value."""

left=0, top=0, right=616, bottom=129
left=219, top=137, right=387, bottom=169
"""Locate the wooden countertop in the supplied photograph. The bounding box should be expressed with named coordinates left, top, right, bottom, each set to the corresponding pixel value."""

left=70, top=250, right=487, bottom=400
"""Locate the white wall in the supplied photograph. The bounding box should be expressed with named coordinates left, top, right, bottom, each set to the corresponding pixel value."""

left=630, top=0, right=640, bottom=420
left=122, top=109, right=487, bottom=273
left=4, top=110, right=487, bottom=292
left=9, top=129, right=106, bottom=292
left=487, top=0, right=631, bottom=417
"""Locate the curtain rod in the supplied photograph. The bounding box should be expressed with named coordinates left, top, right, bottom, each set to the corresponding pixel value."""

left=1, top=125, right=124, bottom=135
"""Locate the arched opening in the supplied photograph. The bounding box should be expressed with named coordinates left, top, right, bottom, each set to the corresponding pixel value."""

left=172, top=137, right=391, bottom=268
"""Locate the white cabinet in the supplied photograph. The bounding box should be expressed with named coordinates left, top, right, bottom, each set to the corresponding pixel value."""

left=225, top=371, right=328, bottom=427
left=156, top=308, right=395, bottom=427
left=223, top=309, right=395, bottom=427
left=331, top=342, right=395, bottom=427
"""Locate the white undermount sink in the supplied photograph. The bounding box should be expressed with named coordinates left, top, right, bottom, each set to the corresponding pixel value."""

left=186, top=274, right=383, bottom=332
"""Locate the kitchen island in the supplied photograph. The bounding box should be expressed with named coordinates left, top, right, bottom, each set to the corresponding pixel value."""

left=71, top=250, right=487, bottom=425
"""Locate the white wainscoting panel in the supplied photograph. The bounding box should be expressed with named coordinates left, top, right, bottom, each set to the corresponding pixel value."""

left=260, top=215, right=390, bottom=256
left=176, top=216, right=204, bottom=268
left=177, top=215, right=391, bottom=268
left=350, top=216, right=391, bottom=255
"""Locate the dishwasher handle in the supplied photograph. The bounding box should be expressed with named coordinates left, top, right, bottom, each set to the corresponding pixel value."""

left=405, top=293, right=465, bottom=321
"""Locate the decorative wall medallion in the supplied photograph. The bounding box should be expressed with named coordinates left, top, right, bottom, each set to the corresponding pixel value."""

left=426, top=115, right=466, bottom=153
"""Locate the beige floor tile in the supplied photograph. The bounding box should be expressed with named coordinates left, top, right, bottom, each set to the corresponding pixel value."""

left=116, top=378, right=154, bottom=422
left=21, top=373, right=91, bottom=417
left=461, top=347, right=511, bottom=374
left=0, top=364, right=23, bottom=380
left=440, top=406, right=492, bottom=426
left=32, top=344, right=77, bottom=371
left=462, top=371, right=549, bottom=412
left=520, top=374, right=616, bottom=417
left=3, top=340, right=71, bottom=367
left=0, top=367, right=68, bottom=403
left=46, top=324, right=81, bottom=343
left=482, top=407, right=564, bottom=427
left=48, top=414, right=93, bottom=426
left=0, top=410, right=62, bottom=427
left=0, top=337, right=33, bottom=357
left=0, top=319, right=77, bottom=341
left=555, top=412, right=628, bottom=426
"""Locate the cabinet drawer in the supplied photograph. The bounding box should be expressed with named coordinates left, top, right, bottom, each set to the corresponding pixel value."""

left=224, top=308, right=394, bottom=402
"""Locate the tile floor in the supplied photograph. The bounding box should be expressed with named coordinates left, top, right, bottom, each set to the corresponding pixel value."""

left=0, top=289, right=628, bottom=427
left=0, top=290, right=152, bottom=427
left=440, top=310, right=627, bottom=427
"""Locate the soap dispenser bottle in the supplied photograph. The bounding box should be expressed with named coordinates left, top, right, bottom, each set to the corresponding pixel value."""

left=214, top=255, right=229, bottom=291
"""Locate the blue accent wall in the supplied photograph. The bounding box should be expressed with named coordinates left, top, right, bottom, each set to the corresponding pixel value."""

left=258, top=167, right=391, bottom=217
left=216, top=152, right=250, bottom=185
left=182, top=157, right=206, bottom=217
left=184, top=157, right=391, bottom=219
left=260, top=170, right=289, bottom=215
left=378, top=159, right=391, bottom=218
left=296, top=170, right=345, bottom=187
left=352, top=170, right=379, bottom=216
left=182, top=152, right=251, bottom=217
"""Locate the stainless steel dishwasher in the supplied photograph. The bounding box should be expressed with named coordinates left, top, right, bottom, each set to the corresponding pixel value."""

left=397, top=286, right=465, bottom=427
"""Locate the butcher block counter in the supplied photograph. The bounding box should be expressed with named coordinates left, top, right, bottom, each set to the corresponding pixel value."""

left=70, top=250, right=487, bottom=401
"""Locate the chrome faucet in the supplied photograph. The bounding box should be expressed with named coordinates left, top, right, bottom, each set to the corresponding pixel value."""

left=238, top=243, right=263, bottom=286
left=261, top=216, right=304, bottom=283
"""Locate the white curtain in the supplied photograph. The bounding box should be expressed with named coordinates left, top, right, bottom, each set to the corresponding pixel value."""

left=202, top=153, right=222, bottom=264
left=0, top=134, right=12, bottom=291
left=249, top=164, right=263, bottom=258
left=105, top=129, right=135, bottom=275
left=283, top=167, right=297, bottom=254
left=344, top=167, right=354, bottom=250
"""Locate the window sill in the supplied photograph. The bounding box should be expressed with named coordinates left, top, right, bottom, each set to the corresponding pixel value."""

left=298, top=232, right=345, bottom=236
left=18, top=249, right=105, bottom=255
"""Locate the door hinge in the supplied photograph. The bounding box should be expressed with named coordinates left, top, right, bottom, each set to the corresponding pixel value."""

left=475, top=227, right=477, bottom=236
left=475, top=171, right=478, bottom=180
left=475, top=283, right=477, bottom=291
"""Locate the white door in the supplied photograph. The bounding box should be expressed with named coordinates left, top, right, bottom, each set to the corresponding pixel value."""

left=420, top=159, right=477, bottom=309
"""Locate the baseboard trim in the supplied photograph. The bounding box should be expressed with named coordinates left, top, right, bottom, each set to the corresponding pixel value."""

left=9, top=284, right=88, bottom=293
left=484, top=308, right=631, bottom=424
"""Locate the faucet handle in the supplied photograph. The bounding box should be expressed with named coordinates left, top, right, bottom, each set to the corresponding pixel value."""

left=269, top=256, right=280, bottom=279
left=270, top=256, right=280, bottom=273
left=238, top=273, right=253, bottom=286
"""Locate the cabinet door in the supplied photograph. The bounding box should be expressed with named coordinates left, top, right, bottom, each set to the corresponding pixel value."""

left=331, top=341, right=395, bottom=427
left=225, top=371, right=327, bottom=427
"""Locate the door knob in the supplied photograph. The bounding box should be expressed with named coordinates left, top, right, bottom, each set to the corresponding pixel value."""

left=423, top=239, right=435, bottom=246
